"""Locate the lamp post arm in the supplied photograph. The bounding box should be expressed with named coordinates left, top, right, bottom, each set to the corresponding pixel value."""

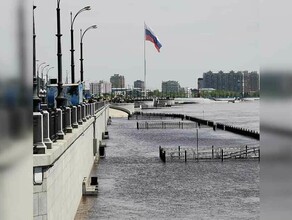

left=71, top=6, right=91, bottom=29
left=81, top=25, right=97, bottom=43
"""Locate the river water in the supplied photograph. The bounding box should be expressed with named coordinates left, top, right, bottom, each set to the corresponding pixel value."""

left=75, top=100, right=260, bottom=220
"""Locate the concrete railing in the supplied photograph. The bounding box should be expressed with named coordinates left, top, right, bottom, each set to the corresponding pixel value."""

left=33, top=102, right=106, bottom=154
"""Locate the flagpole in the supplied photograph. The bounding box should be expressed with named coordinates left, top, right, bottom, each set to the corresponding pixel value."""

left=144, top=22, right=147, bottom=98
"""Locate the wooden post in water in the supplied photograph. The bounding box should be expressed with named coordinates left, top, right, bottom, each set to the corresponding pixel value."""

left=212, top=145, right=214, bottom=159
left=185, top=150, right=187, bottom=162
left=221, top=149, right=224, bottom=162
left=246, top=145, right=248, bottom=158
left=196, top=129, right=199, bottom=160
left=137, top=122, right=139, bottom=129
left=178, top=146, right=181, bottom=159
left=258, top=149, right=260, bottom=161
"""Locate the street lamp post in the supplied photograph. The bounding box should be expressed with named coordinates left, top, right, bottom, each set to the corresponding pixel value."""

left=37, top=61, right=46, bottom=98
left=56, top=0, right=66, bottom=108
left=46, top=67, right=54, bottom=85
left=41, top=64, right=50, bottom=90
left=33, top=5, right=41, bottom=112
left=80, top=25, right=97, bottom=84
left=70, top=6, right=91, bottom=84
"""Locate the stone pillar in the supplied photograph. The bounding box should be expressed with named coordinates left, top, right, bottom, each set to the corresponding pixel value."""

left=77, top=105, right=83, bottom=125
left=89, top=103, right=92, bottom=117
left=86, top=104, right=90, bottom=119
left=56, top=108, right=64, bottom=139
left=42, top=110, right=53, bottom=149
left=82, top=104, right=87, bottom=122
left=72, top=106, right=78, bottom=128
left=33, top=112, right=46, bottom=154
left=66, top=107, right=73, bottom=133
left=92, top=103, right=95, bottom=115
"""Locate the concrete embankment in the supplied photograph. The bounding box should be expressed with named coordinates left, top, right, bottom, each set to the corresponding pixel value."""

left=109, top=108, right=128, bottom=118
left=33, top=105, right=109, bottom=220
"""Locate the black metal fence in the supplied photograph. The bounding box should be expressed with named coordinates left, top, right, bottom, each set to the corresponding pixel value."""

left=136, top=121, right=198, bottom=129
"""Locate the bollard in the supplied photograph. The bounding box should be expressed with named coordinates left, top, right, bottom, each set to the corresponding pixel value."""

left=56, top=108, right=65, bottom=140
left=212, top=145, right=214, bottom=159
left=178, top=146, right=181, bottom=159
left=72, top=106, right=79, bottom=128
left=66, top=107, right=73, bottom=133
left=137, top=122, right=139, bottom=129
left=42, top=110, right=53, bottom=149
left=185, top=150, right=187, bottom=162
left=99, top=146, right=105, bottom=158
left=33, top=112, right=46, bottom=154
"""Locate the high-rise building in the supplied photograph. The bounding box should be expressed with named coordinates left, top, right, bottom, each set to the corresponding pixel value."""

left=197, top=78, right=203, bottom=89
left=99, top=80, right=112, bottom=94
left=134, top=80, right=145, bottom=90
left=89, top=82, right=99, bottom=95
left=110, top=74, right=125, bottom=88
left=161, top=81, right=180, bottom=94
left=90, top=80, right=112, bottom=96
left=200, top=71, right=259, bottom=93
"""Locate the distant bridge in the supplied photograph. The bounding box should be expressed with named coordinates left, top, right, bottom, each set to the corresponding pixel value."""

left=109, top=103, right=135, bottom=116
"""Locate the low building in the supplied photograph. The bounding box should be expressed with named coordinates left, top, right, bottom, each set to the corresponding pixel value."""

left=134, top=80, right=145, bottom=91
left=161, top=80, right=180, bottom=95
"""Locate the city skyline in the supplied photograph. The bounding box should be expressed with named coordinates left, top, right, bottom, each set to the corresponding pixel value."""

left=28, top=0, right=258, bottom=90
left=85, top=69, right=258, bottom=91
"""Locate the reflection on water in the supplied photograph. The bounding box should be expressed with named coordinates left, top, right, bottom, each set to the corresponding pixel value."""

left=75, top=102, right=259, bottom=220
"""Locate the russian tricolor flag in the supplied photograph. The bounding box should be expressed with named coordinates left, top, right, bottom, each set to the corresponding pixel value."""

left=145, top=23, right=162, bottom=52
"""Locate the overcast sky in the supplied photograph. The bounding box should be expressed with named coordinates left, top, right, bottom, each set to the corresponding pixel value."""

left=2, top=0, right=259, bottom=90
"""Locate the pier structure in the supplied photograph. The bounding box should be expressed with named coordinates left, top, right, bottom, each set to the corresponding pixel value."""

left=130, top=112, right=260, bottom=140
